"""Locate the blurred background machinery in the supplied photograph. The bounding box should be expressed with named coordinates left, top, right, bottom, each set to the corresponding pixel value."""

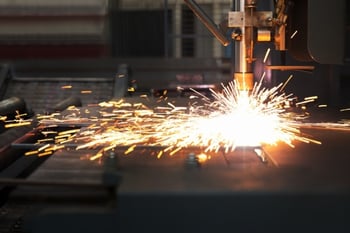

left=0, top=0, right=348, bottom=107
left=0, top=0, right=350, bottom=233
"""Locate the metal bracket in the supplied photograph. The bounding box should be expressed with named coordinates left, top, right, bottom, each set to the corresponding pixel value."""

left=228, top=11, right=273, bottom=28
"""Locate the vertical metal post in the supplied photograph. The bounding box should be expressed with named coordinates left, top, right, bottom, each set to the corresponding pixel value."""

left=113, top=64, right=129, bottom=98
left=164, top=0, right=169, bottom=58
left=234, top=0, right=249, bottom=73
left=233, top=0, right=254, bottom=91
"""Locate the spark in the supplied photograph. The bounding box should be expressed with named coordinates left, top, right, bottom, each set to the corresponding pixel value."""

left=169, top=147, right=182, bottom=156
left=24, top=79, right=322, bottom=159
left=5, top=121, right=32, bottom=128
left=68, top=80, right=317, bottom=158
left=340, top=108, right=350, bottom=112
left=38, top=144, right=50, bottom=152
left=149, top=80, right=317, bottom=152
left=157, top=150, right=163, bottom=159
left=58, top=129, right=80, bottom=136
left=263, top=48, right=271, bottom=63
left=25, top=150, right=39, bottom=156
left=118, top=74, right=126, bottom=78
left=124, top=145, right=136, bottom=155
left=290, top=30, right=298, bottom=39
left=296, top=96, right=318, bottom=106
left=37, top=138, right=54, bottom=144
left=128, top=87, right=136, bottom=92
left=41, top=131, right=58, bottom=136
left=197, top=153, right=209, bottom=163
left=280, top=74, right=293, bottom=92
left=2, top=111, right=32, bottom=128
left=38, top=151, right=52, bottom=157
left=304, top=96, right=318, bottom=101
left=90, top=151, right=103, bottom=161
left=36, top=113, right=61, bottom=120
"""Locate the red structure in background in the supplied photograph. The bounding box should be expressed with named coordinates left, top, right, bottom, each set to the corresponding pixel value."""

left=0, top=3, right=109, bottom=59
left=0, top=44, right=109, bottom=59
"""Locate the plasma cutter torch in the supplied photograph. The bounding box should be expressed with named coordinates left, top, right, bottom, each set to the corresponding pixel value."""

left=184, top=0, right=348, bottom=92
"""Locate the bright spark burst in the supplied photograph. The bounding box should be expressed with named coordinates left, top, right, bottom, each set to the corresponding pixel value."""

left=59, top=79, right=319, bottom=160
left=151, top=80, right=315, bottom=153
left=8, top=79, right=324, bottom=159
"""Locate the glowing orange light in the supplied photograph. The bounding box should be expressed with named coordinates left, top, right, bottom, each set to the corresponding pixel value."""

left=32, top=80, right=321, bottom=159
left=38, top=151, right=53, bottom=157
left=157, top=150, right=163, bottom=159
left=124, top=145, right=136, bottom=155
left=197, top=153, right=209, bottom=163
left=150, top=81, right=319, bottom=152
left=5, top=121, right=31, bottom=128
left=25, top=150, right=39, bottom=156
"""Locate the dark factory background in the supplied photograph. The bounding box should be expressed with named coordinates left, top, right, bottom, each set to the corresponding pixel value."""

left=0, top=0, right=349, bottom=111
left=1, top=1, right=350, bottom=233
left=0, top=0, right=232, bottom=114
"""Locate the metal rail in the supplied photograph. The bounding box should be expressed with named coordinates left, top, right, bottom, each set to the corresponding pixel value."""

left=183, top=0, right=230, bottom=46
left=0, top=178, right=109, bottom=188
